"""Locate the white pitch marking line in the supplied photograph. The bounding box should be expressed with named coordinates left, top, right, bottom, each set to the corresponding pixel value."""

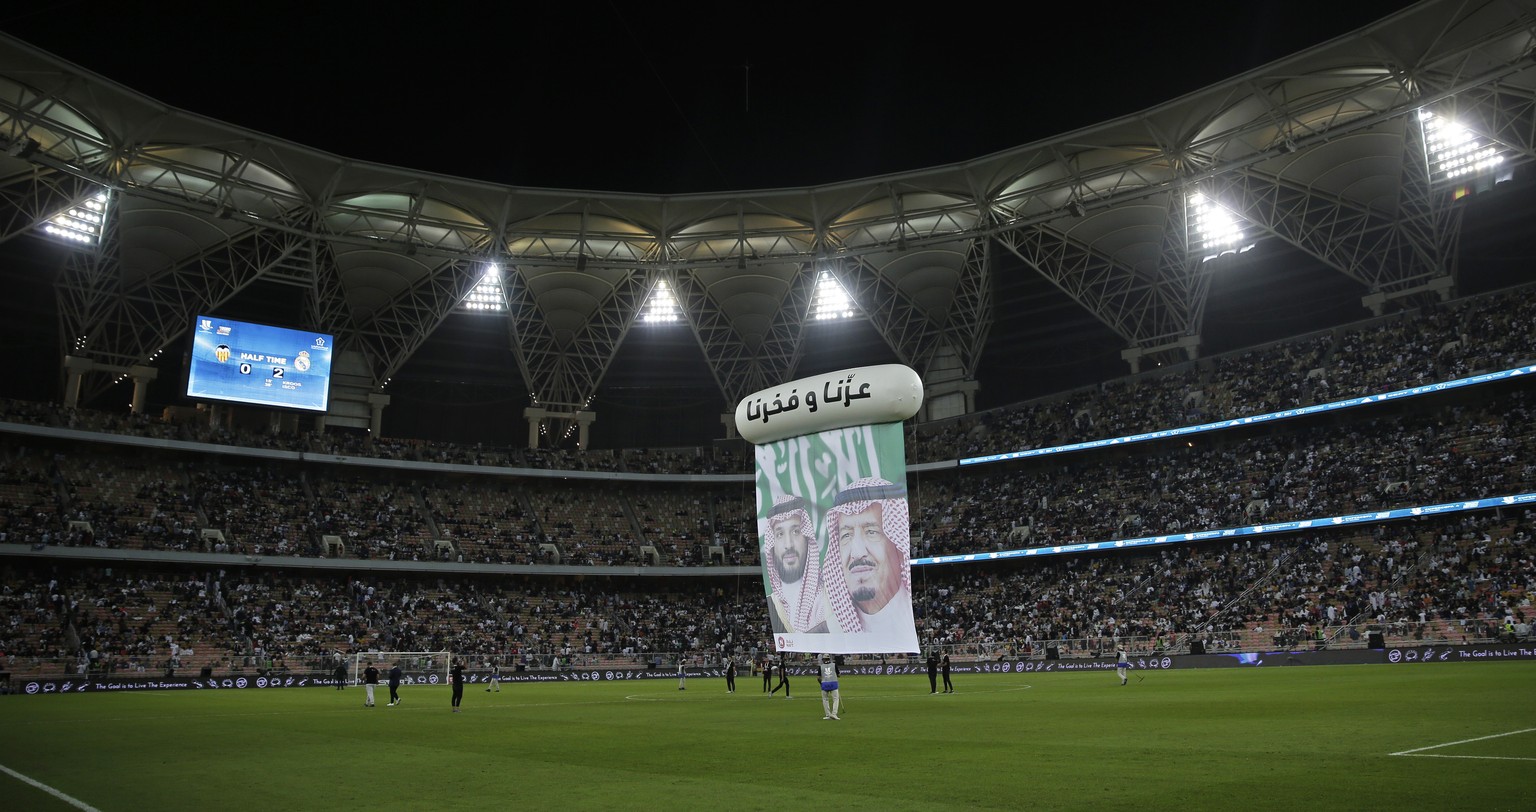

left=1389, top=727, right=1536, bottom=756
left=1391, top=754, right=1536, bottom=762
left=0, top=762, right=103, bottom=812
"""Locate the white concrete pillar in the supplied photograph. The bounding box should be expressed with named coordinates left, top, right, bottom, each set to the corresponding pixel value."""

left=367, top=392, right=391, bottom=435
left=524, top=407, right=547, bottom=449
left=128, top=365, right=158, bottom=414
left=63, top=355, right=94, bottom=408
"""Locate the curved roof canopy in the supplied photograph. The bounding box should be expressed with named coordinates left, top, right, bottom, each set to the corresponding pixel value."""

left=1, top=0, right=1533, bottom=431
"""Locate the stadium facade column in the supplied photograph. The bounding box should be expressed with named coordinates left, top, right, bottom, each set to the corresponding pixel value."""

left=1120, top=335, right=1200, bottom=374
left=920, top=345, right=980, bottom=422
left=60, top=356, right=158, bottom=414
left=268, top=411, right=299, bottom=435
left=1360, top=275, right=1455, bottom=317
left=366, top=393, right=390, bottom=435
left=128, top=365, right=158, bottom=414
left=62, top=355, right=93, bottom=408
left=524, top=407, right=542, bottom=448
left=920, top=379, right=979, bottom=422
left=521, top=407, right=596, bottom=449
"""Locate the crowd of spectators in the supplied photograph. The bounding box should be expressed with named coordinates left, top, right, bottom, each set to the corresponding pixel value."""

left=3, top=506, right=1527, bottom=680
left=4, top=385, right=1532, bottom=568
left=910, top=287, right=1534, bottom=463
left=2, top=283, right=1534, bottom=683
left=913, top=387, right=1533, bottom=557
left=912, top=509, right=1533, bottom=657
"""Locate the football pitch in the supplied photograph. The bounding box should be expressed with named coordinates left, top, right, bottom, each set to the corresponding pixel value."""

left=1, top=664, right=1532, bottom=811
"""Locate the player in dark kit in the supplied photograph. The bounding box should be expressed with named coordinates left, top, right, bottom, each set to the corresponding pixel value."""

left=725, top=658, right=736, bottom=693
left=387, top=663, right=403, bottom=706
left=770, top=654, right=791, bottom=699
left=450, top=660, right=465, bottom=712
left=363, top=662, right=379, bottom=707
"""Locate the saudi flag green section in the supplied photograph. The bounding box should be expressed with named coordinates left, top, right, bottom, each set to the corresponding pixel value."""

left=754, top=422, right=906, bottom=525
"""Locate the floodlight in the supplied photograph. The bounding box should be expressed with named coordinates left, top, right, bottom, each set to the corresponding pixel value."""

left=811, top=271, right=856, bottom=321
left=40, top=190, right=109, bottom=247
left=460, top=265, right=506, bottom=312
left=642, top=280, right=682, bottom=323
left=1420, top=109, right=1506, bottom=182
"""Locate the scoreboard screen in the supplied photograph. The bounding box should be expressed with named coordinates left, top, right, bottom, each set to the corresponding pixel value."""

left=186, top=315, right=334, bottom=412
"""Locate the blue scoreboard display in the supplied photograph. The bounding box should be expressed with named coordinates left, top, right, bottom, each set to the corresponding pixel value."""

left=186, top=315, right=333, bottom=412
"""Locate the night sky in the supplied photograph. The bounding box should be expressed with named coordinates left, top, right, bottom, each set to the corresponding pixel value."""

left=3, top=2, right=1422, bottom=193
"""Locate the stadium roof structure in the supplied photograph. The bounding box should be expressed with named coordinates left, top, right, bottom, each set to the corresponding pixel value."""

left=1, top=0, right=1535, bottom=444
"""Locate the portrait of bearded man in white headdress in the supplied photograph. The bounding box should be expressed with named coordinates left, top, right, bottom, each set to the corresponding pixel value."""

left=763, top=493, right=830, bottom=633
left=821, top=477, right=914, bottom=637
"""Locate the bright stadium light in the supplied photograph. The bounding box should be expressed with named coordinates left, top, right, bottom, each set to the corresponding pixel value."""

left=642, top=279, right=682, bottom=323
left=41, top=189, right=109, bottom=247
left=811, top=270, right=856, bottom=320
left=1420, top=109, right=1506, bottom=182
left=461, top=265, right=505, bottom=312
left=1189, top=192, right=1255, bottom=262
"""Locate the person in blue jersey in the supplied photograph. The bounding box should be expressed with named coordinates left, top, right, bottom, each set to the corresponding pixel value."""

left=818, top=653, right=841, bottom=720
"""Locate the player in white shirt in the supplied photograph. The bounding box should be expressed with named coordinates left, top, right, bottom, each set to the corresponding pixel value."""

left=1115, top=646, right=1129, bottom=686
left=818, top=654, right=841, bottom=720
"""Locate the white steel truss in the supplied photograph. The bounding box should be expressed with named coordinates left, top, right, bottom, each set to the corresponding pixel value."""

left=0, top=0, right=1528, bottom=410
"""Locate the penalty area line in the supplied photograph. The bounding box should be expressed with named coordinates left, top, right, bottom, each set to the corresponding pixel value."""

left=0, top=762, right=103, bottom=812
left=1389, top=727, right=1536, bottom=757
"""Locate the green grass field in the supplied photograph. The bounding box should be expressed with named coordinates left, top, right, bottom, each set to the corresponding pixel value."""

left=2, top=664, right=1533, bottom=811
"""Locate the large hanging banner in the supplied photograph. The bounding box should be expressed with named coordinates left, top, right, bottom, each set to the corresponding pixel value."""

left=736, top=365, right=923, bottom=655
